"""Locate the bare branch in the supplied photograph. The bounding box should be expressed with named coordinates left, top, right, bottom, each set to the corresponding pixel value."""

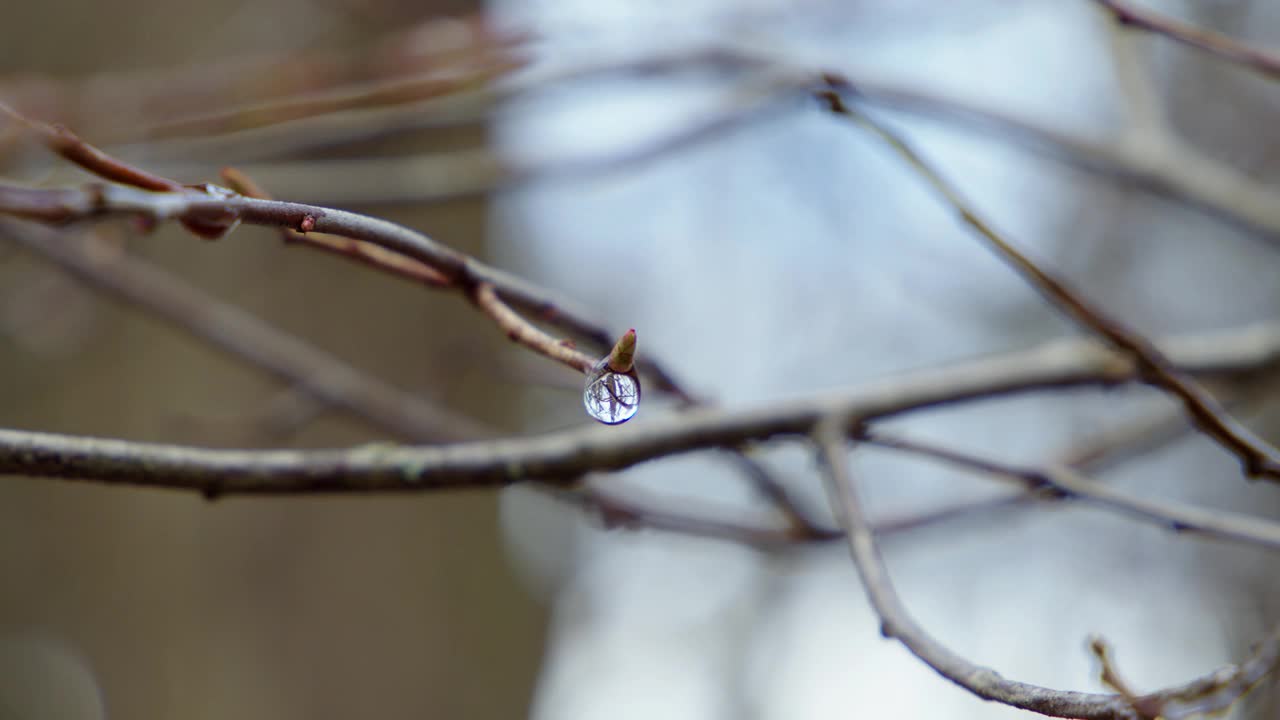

left=547, top=482, right=839, bottom=552
left=116, top=49, right=1280, bottom=247
left=726, top=450, right=835, bottom=541
left=862, top=432, right=1280, bottom=553
left=1101, top=6, right=1169, bottom=143
left=815, top=419, right=1280, bottom=720
left=0, top=321, right=1274, bottom=495
left=0, top=103, right=697, bottom=401
left=819, top=88, right=1280, bottom=480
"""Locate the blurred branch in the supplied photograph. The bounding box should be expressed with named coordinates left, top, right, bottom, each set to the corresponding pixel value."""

left=727, top=450, right=834, bottom=542
left=548, top=482, right=839, bottom=552
left=55, top=45, right=1279, bottom=245
left=819, top=87, right=1280, bottom=481
left=1101, top=7, right=1168, bottom=143
left=0, top=220, right=491, bottom=443
left=1093, top=0, right=1280, bottom=80
left=168, top=71, right=804, bottom=206
left=170, top=388, right=325, bottom=445
left=815, top=419, right=1280, bottom=720
left=862, top=432, right=1280, bottom=553
left=218, top=166, right=450, bottom=286
left=0, top=12, right=526, bottom=144
left=116, top=46, right=764, bottom=165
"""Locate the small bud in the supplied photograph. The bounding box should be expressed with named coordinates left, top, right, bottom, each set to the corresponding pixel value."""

left=607, top=329, right=636, bottom=373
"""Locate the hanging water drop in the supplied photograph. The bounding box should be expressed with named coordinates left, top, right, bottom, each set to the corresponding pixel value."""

left=584, top=358, right=641, bottom=424
left=584, top=329, right=641, bottom=424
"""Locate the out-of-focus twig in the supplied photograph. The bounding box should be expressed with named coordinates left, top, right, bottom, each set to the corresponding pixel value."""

left=1090, top=637, right=1161, bottom=718
left=0, top=219, right=492, bottom=443
left=159, top=71, right=806, bottom=208
left=547, top=482, right=839, bottom=552
left=171, top=388, right=325, bottom=445
left=0, top=12, right=527, bottom=144
left=1093, top=0, right=1280, bottom=80
left=862, top=432, right=1280, bottom=553
left=726, top=450, right=834, bottom=541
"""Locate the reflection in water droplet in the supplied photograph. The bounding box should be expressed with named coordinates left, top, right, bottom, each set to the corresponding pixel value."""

left=583, top=360, right=641, bottom=425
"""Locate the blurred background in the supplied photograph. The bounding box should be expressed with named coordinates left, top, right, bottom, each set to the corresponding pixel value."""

left=3, top=1, right=1280, bottom=719
left=0, top=1, right=546, bottom=719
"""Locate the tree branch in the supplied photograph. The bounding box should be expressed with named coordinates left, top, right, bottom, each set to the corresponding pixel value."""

left=0, top=101, right=697, bottom=402
left=819, top=87, right=1280, bottom=480
left=862, top=432, right=1280, bottom=553
left=1093, top=0, right=1280, bottom=80
left=814, top=419, right=1280, bottom=720
left=0, top=322, right=1275, bottom=495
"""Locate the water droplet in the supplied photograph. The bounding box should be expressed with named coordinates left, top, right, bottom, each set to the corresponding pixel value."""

left=583, top=359, right=641, bottom=425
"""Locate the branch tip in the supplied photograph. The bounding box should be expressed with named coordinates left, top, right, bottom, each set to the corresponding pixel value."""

left=607, top=328, right=637, bottom=373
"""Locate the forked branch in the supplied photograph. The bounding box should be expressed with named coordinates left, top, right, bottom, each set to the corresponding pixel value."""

left=818, top=85, right=1280, bottom=481
left=815, top=419, right=1280, bottom=720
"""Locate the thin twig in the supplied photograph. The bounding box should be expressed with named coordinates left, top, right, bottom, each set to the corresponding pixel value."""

left=862, top=432, right=1280, bottom=553
left=162, top=71, right=806, bottom=208
left=1102, top=6, right=1169, bottom=143
left=814, top=418, right=1280, bottom=719
left=548, top=482, right=839, bottom=552
left=101, top=48, right=1280, bottom=247
left=726, top=450, right=834, bottom=541
left=1090, top=637, right=1161, bottom=718
left=0, top=12, right=525, bottom=145
left=1093, top=0, right=1280, bottom=80
left=819, top=87, right=1280, bottom=480
left=471, top=282, right=596, bottom=373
